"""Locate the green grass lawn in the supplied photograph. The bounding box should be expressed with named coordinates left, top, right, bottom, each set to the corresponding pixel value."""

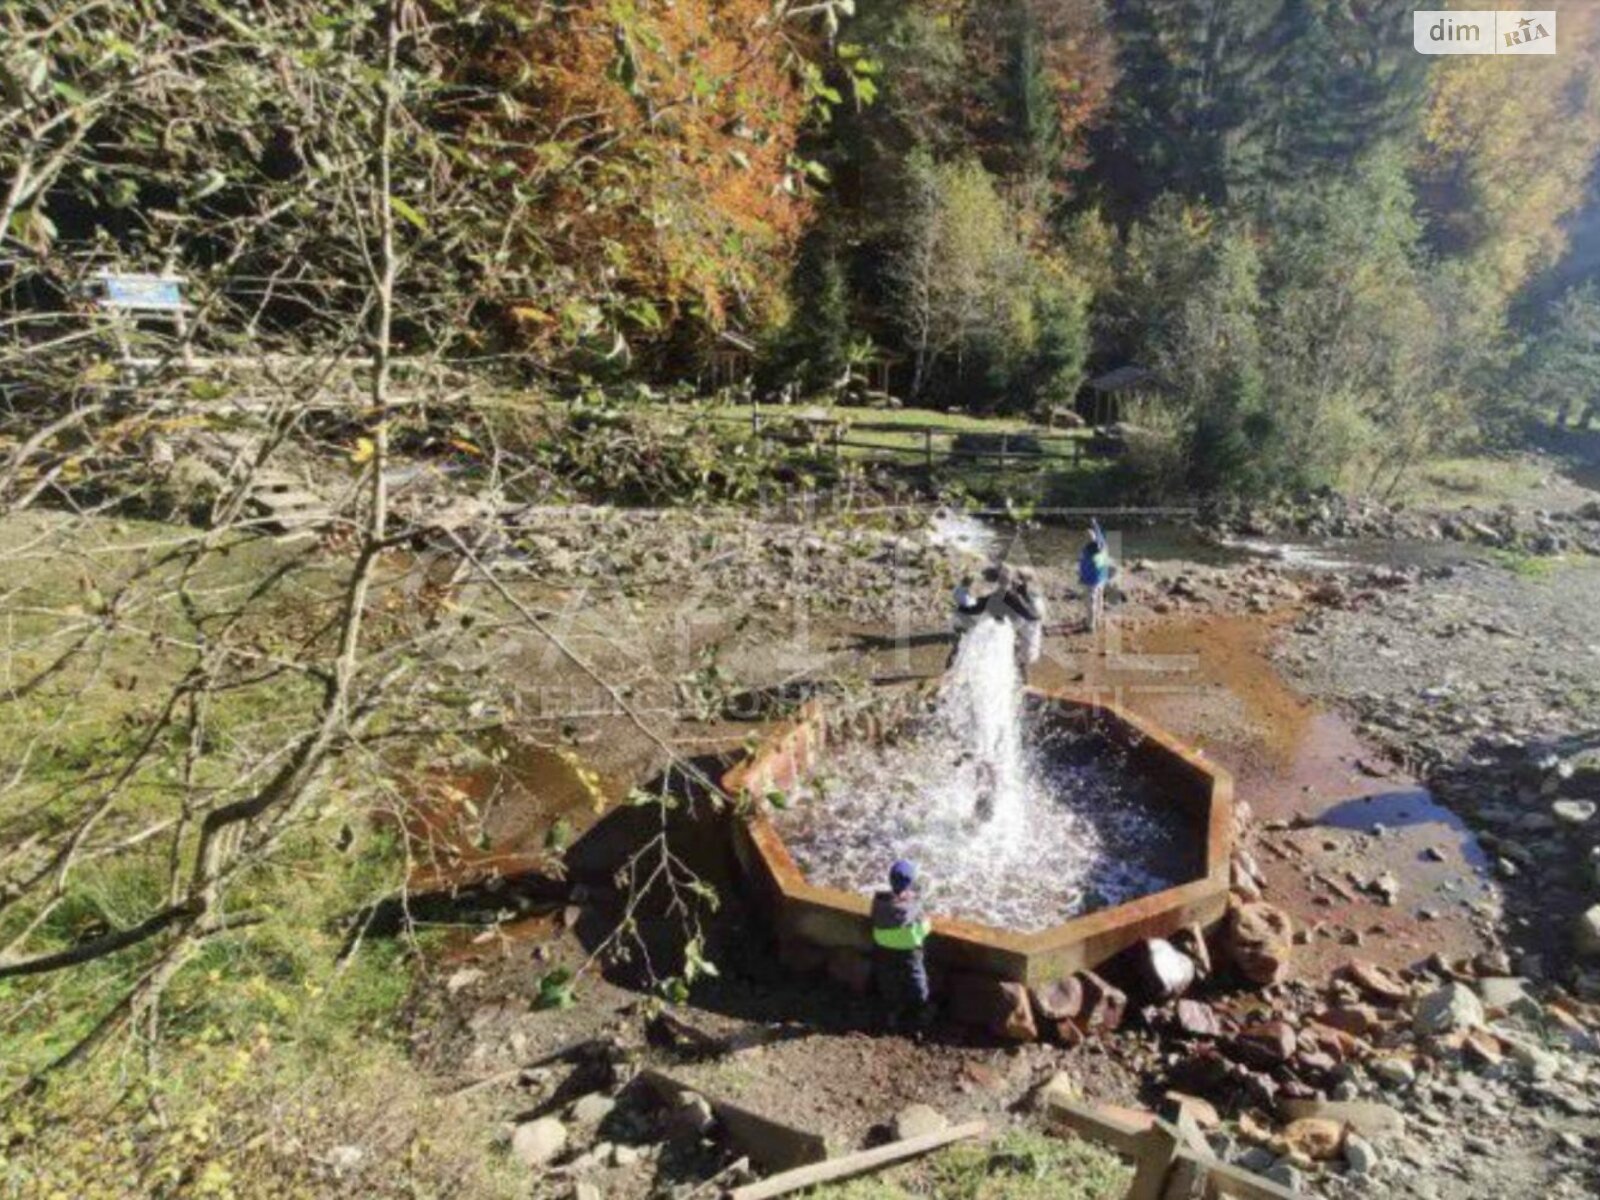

left=480, top=387, right=1123, bottom=510
left=641, top=400, right=1087, bottom=465
left=1382, top=455, right=1552, bottom=510
left=647, top=399, right=1053, bottom=434
left=0, top=510, right=519, bottom=1198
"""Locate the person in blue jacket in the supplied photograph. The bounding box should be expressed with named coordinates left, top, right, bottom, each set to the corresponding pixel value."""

left=1078, top=521, right=1113, bottom=632
left=871, top=859, right=931, bottom=1028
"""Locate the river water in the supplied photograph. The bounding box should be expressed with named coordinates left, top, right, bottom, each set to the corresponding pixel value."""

left=927, top=509, right=1482, bottom=575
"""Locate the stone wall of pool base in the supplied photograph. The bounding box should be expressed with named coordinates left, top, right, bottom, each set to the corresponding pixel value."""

left=720, top=691, right=1233, bottom=987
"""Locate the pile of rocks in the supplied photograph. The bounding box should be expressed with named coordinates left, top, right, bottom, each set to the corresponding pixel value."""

left=495, top=507, right=969, bottom=627
left=1157, top=953, right=1600, bottom=1193
left=1204, top=492, right=1600, bottom=558
left=501, top=1064, right=737, bottom=1199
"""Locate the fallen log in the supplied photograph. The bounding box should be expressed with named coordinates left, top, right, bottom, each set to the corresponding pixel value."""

left=726, top=1120, right=987, bottom=1200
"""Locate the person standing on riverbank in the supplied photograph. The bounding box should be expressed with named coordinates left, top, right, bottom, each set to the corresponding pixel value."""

left=1079, top=523, right=1113, bottom=632
left=871, top=859, right=932, bottom=1030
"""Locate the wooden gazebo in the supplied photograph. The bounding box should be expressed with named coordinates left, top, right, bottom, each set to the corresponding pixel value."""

left=1083, top=365, right=1162, bottom=427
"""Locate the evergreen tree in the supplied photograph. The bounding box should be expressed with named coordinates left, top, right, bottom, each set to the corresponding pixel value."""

left=1095, top=0, right=1290, bottom=213
left=1095, top=0, right=1424, bottom=216
left=1005, top=1, right=1064, bottom=184
left=1271, top=0, right=1429, bottom=191
left=780, top=226, right=853, bottom=392
left=1189, top=359, right=1271, bottom=494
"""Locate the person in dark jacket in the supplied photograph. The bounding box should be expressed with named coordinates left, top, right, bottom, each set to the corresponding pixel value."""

left=1005, top=571, right=1047, bottom=681
left=871, top=859, right=932, bottom=1028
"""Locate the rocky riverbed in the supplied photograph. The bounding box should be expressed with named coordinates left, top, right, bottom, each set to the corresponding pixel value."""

left=398, top=484, right=1600, bottom=1200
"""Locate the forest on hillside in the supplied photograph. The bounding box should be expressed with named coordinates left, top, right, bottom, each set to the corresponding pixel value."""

left=9, top=9, right=1600, bottom=1198
left=9, top=1, right=1600, bottom=499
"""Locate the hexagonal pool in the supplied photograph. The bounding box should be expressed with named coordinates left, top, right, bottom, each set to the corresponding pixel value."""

left=722, top=629, right=1233, bottom=985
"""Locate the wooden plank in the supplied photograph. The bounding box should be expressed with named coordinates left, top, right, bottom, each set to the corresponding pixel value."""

left=726, top=1120, right=987, bottom=1200
left=1126, top=1127, right=1183, bottom=1200
left=1043, top=1098, right=1298, bottom=1200
left=1161, top=1154, right=1207, bottom=1200
left=1128, top=1110, right=1213, bottom=1200
left=1194, top=1153, right=1297, bottom=1200
left=1043, top=1094, right=1153, bottom=1157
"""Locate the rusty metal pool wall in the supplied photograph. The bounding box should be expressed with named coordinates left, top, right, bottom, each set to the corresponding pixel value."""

left=721, top=691, right=1233, bottom=985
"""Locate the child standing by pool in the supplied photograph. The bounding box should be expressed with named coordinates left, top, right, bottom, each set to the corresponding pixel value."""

left=871, top=859, right=931, bottom=1030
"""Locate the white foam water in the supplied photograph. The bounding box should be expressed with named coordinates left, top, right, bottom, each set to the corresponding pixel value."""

left=936, top=618, right=1030, bottom=845
left=925, top=508, right=1000, bottom=559
left=773, top=615, right=1186, bottom=931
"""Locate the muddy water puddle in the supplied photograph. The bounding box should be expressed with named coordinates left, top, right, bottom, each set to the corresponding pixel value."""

left=1030, top=613, right=1497, bottom=975
left=405, top=741, right=628, bottom=895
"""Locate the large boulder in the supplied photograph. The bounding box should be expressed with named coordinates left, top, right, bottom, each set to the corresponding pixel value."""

left=511, top=1118, right=568, bottom=1167
left=570, top=1094, right=616, bottom=1125
left=1344, top=960, right=1411, bottom=1004
left=1227, top=1020, right=1297, bottom=1069
left=1301, top=1023, right=1372, bottom=1063
left=1223, top=901, right=1294, bottom=985
left=1413, top=982, right=1485, bottom=1036
left=1278, top=1099, right=1403, bottom=1141
left=1173, top=999, right=1225, bottom=1039
left=1037, top=1071, right=1079, bottom=1109
left=1344, top=1134, right=1380, bottom=1176
left=1283, top=1117, right=1345, bottom=1162
left=1552, top=799, right=1596, bottom=826
left=1031, top=978, right=1085, bottom=1043
left=1030, top=977, right=1084, bottom=1023
left=891, top=1104, right=950, bottom=1141
left=1476, top=976, right=1541, bottom=1020
left=1133, top=938, right=1196, bottom=1001
left=947, top=973, right=1038, bottom=1041
left=1313, top=1003, right=1386, bottom=1038
left=1076, top=971, right=1127, bottom=1033
left=663, top=1091, right=716, bottom=1140
left=1370, top=1056, right=1417, bottom=1088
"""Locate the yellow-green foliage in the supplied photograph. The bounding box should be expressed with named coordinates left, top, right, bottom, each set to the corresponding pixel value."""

left=0, top=802, right=500, bottom=1197
left=0, top=512, right=504, bottom=1197
left=0, top=1034, right=521, bottom=1200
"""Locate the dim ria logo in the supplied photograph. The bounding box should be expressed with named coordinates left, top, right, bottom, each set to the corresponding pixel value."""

left=1414, top=10, right=1556, bottom=55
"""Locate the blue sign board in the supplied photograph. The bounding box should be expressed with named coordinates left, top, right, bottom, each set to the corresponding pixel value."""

left=97, top=274, right=186, bottom=311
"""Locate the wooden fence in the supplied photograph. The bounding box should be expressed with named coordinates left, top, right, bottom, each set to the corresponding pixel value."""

left=686, top=408, right=1093, bottom=473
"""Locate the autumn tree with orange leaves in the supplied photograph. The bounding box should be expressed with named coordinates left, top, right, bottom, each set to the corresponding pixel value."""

left=467, top=0, right=857, bottom=367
